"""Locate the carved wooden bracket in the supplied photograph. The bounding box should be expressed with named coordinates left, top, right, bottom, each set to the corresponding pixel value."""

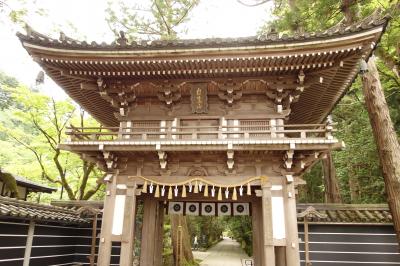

left=217, top=79, right=243, bottom=106
left=97, top=77, right=137, bottom=116
left=265, top=70, right=305, bottom=114
left=284, top=150, right=294, bottom=169
left=103, top=151, right=118, bottom=170
left=291, top=151, right=322, bottom=173
left=156, top=81, right=182, bottom=107
left=157, top=150, right=168, bottom=170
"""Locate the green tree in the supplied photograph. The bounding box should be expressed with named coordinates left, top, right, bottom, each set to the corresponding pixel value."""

left=106, top=0, right=200, bottom=40
left=0, top=84, right=104, bottom=201
left=265, top=0, right=400, bottom=242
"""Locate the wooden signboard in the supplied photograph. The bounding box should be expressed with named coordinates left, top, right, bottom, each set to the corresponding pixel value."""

left=190, top=83, right=208, bottom=114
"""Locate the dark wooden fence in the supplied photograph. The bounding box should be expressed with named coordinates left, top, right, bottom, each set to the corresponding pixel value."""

left=0, top=218, right=121, bottom=266
left=299, top=224, right=400, bottom=266
left=1, top=206, right=399, bottom=265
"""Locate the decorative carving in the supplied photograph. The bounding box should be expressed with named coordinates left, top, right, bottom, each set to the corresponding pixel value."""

left=265, top=70, right=305, bottom=114
left=227, top=150, right=235, bottom=170
left=116, top=31, right=128, bottom=46
left=284, top=150, right=294, bottom=169
left=97, top=78, right=137, bottom=116
left=190, top=83, right=208, bottom=114
left=157, top=150, right=167, bottom=169
left=217, top=79, right=243, bottom=106
left=103, top=152, right=118, bottom=170
left=187, top=166, right=208, bottom=177
left=156, top=81, right=182, bottom=107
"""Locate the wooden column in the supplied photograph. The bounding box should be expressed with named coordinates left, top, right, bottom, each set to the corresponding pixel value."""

left=261, top=178, right=275, bottom=266
left=140, top=197, right=159, bottom=266
left=154, top=201, right=165, bottom=266
left=120, top=179, right=137, bottom=266
left=283, top=181, right=300, bottom=266
left=23, top=220, right=35, bottom=266
left=275, top=247, right=286, bottom=266
left=98, top=175, right=117, bottom=266
left=252, top=198, right=264, bottom=266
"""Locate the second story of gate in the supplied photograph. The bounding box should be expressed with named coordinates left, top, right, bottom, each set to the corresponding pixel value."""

left=17, top=16, right=386, bottom=154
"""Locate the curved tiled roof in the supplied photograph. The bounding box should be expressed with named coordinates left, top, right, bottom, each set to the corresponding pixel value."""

left=297, top=203, right=393, bottom=224
left=1, top=169, right=57, bottom=193
left=0, top=196, right=89, bottom=224
left=17, top=15, right=388, bottom=127
left=52, top=200, right=394, bottom=225
left=17, top=14, right=387, bottom=51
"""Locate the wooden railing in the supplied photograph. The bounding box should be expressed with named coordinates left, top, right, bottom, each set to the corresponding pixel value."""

left=65, top=122, right=335, bottom=142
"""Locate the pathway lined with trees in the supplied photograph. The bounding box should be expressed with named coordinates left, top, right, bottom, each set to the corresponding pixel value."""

left=193, top=237, right=251, bottom=266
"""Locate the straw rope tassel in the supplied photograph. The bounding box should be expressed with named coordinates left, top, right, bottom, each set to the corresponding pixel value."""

left=232, top=187, right=237, bottom=201
left=168, top=186, right=173, bottom=200
left=182, top=185, right=187, bottom=198
left=217, top=187, right=222, bottom=201
left=204, top=184, right=209, bottom=197
left=154, top=185, right=160, bottom=198
left=247, top=182, right=251, bottom=195
left=142, top=180, right=148, bottom=193
left=194, top=181, right=199, bottom=193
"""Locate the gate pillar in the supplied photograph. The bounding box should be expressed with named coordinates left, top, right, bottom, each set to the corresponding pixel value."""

left=261, top=178, right=275, bottom=266
left=120, top=179, right=138, bottom=266
left=140, top=198, right=164, bottom=266
left=252, top=198, right=264, bottom=266
left=97, top=174, right=117, bottom=266
left=283, top=181, right=300, bottom=265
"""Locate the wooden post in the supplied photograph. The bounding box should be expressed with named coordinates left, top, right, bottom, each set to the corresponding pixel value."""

left=252, top=198, right=264, bottom=266
left=176, top=225, right=183, bottom=266
left=97, top=175, right=117, bottom=266
left=88, top=214, right=98, bottom=266
left=154, top=202, right=165, bottom=266
left=261, top=178, right=275, bottom=266
left=23, top=220, right=35, bottom=266
left=140, top=197, right=158, bottom=266
left=275, top=246, right=286, bottom=266
left=283, top=181, right=300, bottom=266
left=304, top=218, right=310, bottom=266
left=120, top=179, right=137, bottom=266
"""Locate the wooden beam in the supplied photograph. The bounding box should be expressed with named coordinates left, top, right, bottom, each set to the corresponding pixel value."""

left=23, top=220, right=35, bottom=266
left=120, top=179, right=137, bottom=266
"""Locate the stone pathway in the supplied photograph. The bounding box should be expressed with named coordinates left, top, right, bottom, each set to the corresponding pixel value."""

left=193, top=237, right=252, bottom=266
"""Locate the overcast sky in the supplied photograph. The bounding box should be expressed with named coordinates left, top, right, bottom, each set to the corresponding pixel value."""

left=0, top=0, right=272, bottom=98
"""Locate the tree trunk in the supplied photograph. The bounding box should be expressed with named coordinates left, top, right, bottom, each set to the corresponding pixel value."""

left=348, top=175, right=360, bottom=203
left=170, top=214, right=194, bottom=265
left=361, top=56, right=400, bottom=245
left=322, top=152, right=342, bottom=203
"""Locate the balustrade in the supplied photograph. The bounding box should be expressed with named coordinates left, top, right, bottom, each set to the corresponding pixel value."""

left=66, top=119, right=336, bottom=142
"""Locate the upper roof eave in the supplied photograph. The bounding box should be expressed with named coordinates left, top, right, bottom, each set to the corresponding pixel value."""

left=16, top=16, right=388, bottom=58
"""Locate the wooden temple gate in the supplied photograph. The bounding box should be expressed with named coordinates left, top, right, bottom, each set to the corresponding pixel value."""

left=17, top=16, right=387, bottom=266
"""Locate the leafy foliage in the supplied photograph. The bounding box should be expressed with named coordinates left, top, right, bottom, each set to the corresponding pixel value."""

left=263, top=0, right=400, bottom=204
left=106, top=0, right=200, bottom=40
left=0, top=77, right=104, bottom=201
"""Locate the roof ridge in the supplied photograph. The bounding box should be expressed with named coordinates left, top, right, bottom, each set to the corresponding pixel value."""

left=16, top=15, right=388, bottom=51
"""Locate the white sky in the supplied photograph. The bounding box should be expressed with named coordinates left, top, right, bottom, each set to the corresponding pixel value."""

left=0, top=0, right=272, bottom=99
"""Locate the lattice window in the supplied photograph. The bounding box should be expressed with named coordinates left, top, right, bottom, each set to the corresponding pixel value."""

left=240, top=119, right=270, bottom=138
